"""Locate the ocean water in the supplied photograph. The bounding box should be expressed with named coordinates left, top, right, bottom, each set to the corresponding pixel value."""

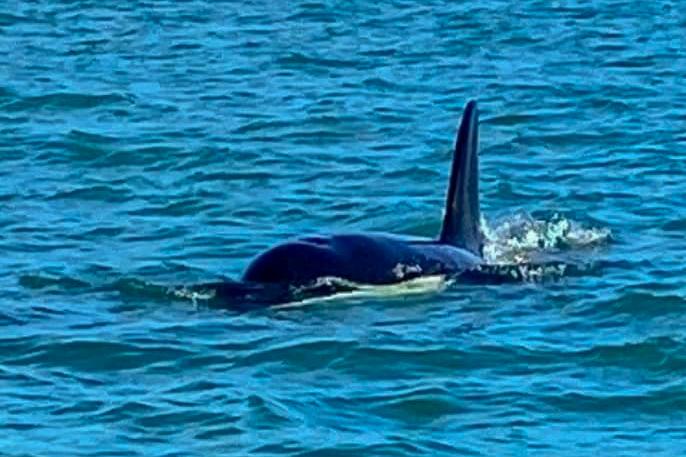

left=1, top=1, right=685, bottom=455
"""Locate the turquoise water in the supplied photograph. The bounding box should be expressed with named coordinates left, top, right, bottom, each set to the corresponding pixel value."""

left=2, top=1, right=685, bottom=455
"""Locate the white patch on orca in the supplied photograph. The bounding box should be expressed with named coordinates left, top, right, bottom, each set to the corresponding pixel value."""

left=392, top=263, right=423, bottom=280
left=272, top=275, right=450, bottom=309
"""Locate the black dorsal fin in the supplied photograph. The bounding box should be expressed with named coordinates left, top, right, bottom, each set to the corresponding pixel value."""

left=438, top=100, right=483, bottom=255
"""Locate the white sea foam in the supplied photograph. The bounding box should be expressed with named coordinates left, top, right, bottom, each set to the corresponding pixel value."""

left=171, top=286, right=216, bottom=306
left=481, top=212, right=611, bottom=265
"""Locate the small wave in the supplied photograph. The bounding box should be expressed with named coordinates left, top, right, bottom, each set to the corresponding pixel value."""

left=7, top=339, right=192, bottom=372
left=46, top=184, right=133, bottom=202
left=482, top=212, right=611, bottom=265
left=19, top=273, right=91, bottom=291
left=3, top=92, right=133, bottom=112
left=276, top=51, right=366, bottom=69
left=366, top=385, right=468, bottom=422
left=0, top=13, right=29, bottom=26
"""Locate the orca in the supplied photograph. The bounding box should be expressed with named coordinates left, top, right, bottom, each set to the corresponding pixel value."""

left=191, top=100, right=499, bottom=308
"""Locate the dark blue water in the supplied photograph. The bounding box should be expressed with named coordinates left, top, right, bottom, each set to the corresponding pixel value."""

left=2, top=1, right=685, bottom=455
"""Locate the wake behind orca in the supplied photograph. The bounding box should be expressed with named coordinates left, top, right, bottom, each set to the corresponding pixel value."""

left=186, top=100, right=550, bottom=308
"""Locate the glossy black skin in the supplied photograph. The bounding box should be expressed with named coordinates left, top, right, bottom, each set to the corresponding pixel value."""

left=194, top=100, right=484, bottom=308
left=242, top=233, right=482, bottom=286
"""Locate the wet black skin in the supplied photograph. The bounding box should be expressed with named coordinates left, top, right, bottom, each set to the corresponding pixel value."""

left=242, top=233, right=482, bottom=286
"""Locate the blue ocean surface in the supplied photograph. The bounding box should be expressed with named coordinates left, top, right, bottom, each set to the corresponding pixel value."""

left=1, top=1, right=685, bottom=455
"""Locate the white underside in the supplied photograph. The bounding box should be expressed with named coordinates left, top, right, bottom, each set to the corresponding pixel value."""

left=272, top=274, right=452, bottom=309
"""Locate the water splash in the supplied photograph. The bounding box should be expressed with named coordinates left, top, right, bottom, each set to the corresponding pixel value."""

left=171, top=286, right=217, bottom=306
left=482, top=212, right=612, bottom=265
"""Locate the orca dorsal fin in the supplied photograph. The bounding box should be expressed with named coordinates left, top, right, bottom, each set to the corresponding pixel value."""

left=438, top=100, right=483, bottom=256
